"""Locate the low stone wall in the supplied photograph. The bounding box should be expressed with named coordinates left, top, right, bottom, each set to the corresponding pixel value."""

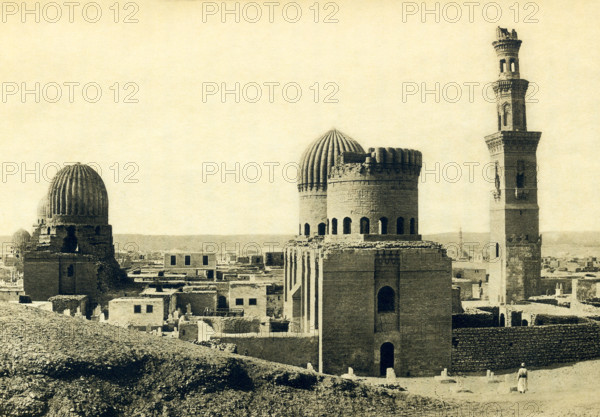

left=533, top=314, right=586, bottom=326
left=201, top=317, right=260, bottom=334
left=0, top=289, right=22, bottom=302
left=219, top=335, right=318, bottom=368
left=451, top=323, right=600, bottom=372
left=452, top=312, right=495, bottom=328
left=538, top=278, right=573, bottom=295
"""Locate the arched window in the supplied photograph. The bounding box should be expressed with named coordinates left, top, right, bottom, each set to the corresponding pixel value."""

left=67, top=264, right=74, bottom=277
left=360, top=217, right=370, bottom=234
left=304, top=223, right=310, bottom=236
left=495, top=243, right=500, bottom=258
left=331, top=218, right=338, bottom=235
left=500, top=59, right=506, bottom=73
left=498, top=113, right=501, bottom=131
left=503, top=103, right=509, bottom=127
left=409, top=218, right=416, bottom=234
left=510, top=59, right=516, bottom=72
left=377, top=286, right=395, bottom=312
left=379, top=217, right=388, bottom=234
left=516, top=160, right=525, bottom=188
left=343, top=217, right=352, bottom=234
left=317, top=223, right=326, bottom=236
left=62, top=226, right=78, bottom=253
left=396, top=217, right=404, bottom=234
left=217, top=295, right=227, bottom=308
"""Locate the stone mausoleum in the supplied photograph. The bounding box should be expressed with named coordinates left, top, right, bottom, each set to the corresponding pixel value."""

left=284, top=130, right=452, bottom=377
left=23, top=163, right=125, bottom=305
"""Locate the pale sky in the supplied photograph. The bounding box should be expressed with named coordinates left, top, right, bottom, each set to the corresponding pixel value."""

left=1, top=0, right=599, bottom=236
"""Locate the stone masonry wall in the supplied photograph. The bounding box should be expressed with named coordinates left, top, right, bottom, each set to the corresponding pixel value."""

left=298, top=191, right=327, bottom=236
left=176, top=292, right=217, bottom=315
left=573, top=279, right=600, bottom=302
left=326, top=167, right=419, bottom=236
left=320, top=250, right=375, bottom=375
left=219, top=336, right=318, bottom=368
left=451, top=323, right=600, bottom=372
left=320, top=246, right=452, bottom=377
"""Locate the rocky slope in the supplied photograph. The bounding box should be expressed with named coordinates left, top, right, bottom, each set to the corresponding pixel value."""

left=0, top=303, right=455, bottom=416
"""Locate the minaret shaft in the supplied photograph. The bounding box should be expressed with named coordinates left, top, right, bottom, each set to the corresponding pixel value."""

left=486, top=27, right=542, bottom=305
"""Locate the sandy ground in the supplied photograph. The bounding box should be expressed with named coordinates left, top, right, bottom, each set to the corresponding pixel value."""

left=365, top=359, right=600, bottom=416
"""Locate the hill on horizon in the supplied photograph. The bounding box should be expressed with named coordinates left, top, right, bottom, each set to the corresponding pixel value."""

left=2, top=231, right=599, bottom=258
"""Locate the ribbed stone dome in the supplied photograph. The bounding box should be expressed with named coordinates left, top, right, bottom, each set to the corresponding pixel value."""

left=298, top=129, right=364, bottom=191
left=47, top=163, right=109, bottom=225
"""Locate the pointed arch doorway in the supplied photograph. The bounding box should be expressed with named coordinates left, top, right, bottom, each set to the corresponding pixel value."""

left=380, top=342, right=394, bottom=376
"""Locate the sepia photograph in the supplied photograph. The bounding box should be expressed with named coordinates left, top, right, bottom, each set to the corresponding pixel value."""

left=1, top=0, right=599, bottom=415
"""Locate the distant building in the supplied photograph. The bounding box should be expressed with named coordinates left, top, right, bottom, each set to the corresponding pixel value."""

left=452, top=263, right=487, bottom=283
left=223, top=252, right=237, bottom=264
left=237, top=255, right=263, bottom=266
left=229, top=281, right=268, bottom=318
left=572, top=278, right=600, bottom=303
left=452, top=279, right=475, bottom=300
left=176, top=286, right=218, bottom=315
left=163, top=252, right=216, bottom=279
left=265, top=252, right=284, bottom=267
left=266, top=284, right=283, bottom=317
left=565, top=262, right=582, bottom=273
left=108, top=297, right=164, bottom=330
left=140, top=287, right=179, bottom=319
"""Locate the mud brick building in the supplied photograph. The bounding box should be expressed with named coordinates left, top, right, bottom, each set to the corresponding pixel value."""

left=163, top=252, right=217, bottom=279
left=285, top=134, right=452, bottom=377
left=486, top=27, right=542, bottom=304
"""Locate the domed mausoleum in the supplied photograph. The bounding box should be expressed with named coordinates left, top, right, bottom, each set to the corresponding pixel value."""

left=24, top=163, right=126, bottom=305
left=285, top=129, right=452, bottom=378
left=12, top=228, right=31, bottom=248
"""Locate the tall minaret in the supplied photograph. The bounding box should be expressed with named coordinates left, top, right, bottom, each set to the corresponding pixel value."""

left=486, top=27, right=542, bottom=304
left=458, top=226, right=465, bottom=260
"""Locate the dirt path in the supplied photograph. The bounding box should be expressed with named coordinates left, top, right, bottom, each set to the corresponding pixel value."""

left=366, top=359, right=600, bottom=416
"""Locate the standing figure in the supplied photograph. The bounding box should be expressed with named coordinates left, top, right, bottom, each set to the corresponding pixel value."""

left=517, top=363, right=528, bottom=393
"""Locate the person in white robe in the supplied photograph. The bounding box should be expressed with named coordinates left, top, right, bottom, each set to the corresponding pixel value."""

left=517, top=363, right=528, bottom=393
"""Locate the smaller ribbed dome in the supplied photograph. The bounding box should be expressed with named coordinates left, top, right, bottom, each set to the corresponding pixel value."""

left=298, top=129, right=364, bottom=191
left=47, top=163, right=109, bottom=225
left=12, top=229, right=31, bottom=246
